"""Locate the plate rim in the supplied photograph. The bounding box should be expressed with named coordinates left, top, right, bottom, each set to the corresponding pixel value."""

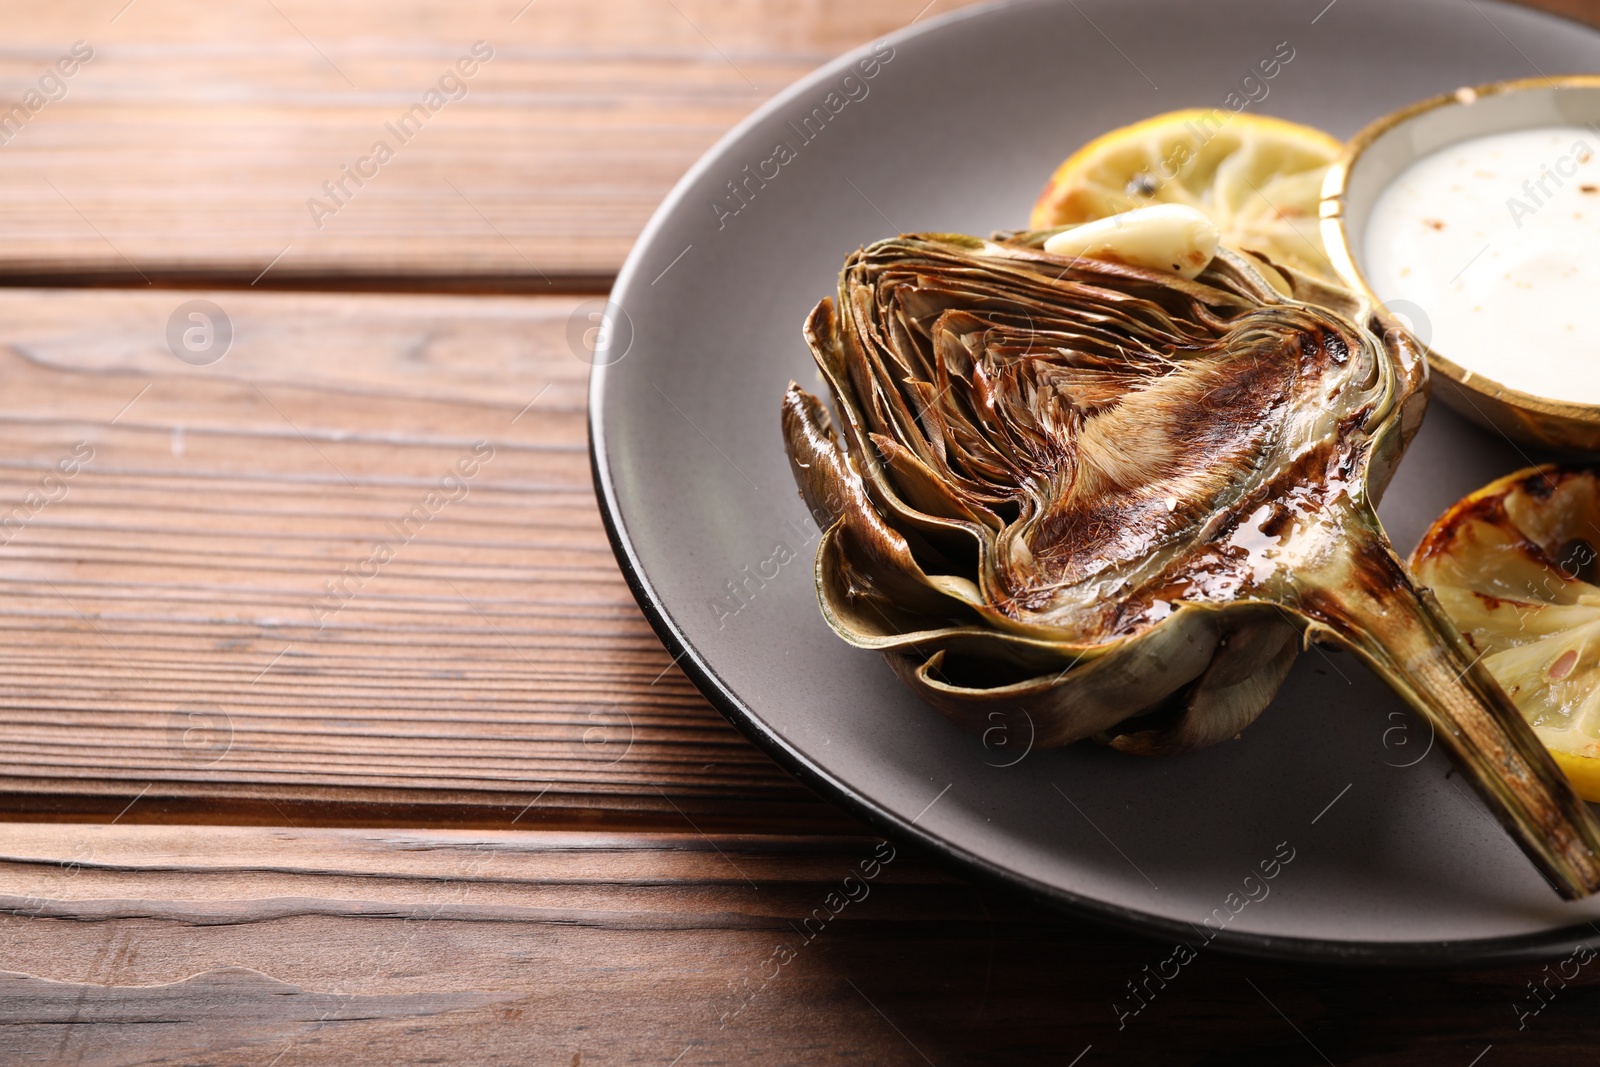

left=587, top=0, right=1600, bottom=967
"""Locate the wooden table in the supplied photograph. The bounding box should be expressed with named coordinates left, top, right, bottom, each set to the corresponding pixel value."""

left=4, top=1, right=1600, bottom=1063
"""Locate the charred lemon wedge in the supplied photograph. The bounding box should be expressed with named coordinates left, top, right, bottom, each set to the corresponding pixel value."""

left=1030, top=109, right=1342, bottom=280
left=1412, top=466, right=1600, bottom=801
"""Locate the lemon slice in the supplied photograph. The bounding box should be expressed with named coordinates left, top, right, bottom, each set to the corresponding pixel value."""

left=1030, top=109, right=1343, bottom=280
left=1412, top=466, right=1600, bottom=801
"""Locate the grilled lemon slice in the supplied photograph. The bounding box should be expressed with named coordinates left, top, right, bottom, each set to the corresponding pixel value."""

left=1030, top=109, right=1343, bottom=279
left=1413, top=466, right=1600, bottom=802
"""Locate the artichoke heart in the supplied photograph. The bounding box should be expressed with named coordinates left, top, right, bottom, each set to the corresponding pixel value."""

left=781, top=223, right=1600, bottom=898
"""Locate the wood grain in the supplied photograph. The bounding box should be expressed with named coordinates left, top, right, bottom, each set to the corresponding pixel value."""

left=4, top=2, right=1600, bottom=1061
left=0, top=287, right=853, bottom=832
left=6, top=823, right=1600, bottom=1066
left=0, top=0, right=988, bottom=288
left=4, top=0, right=1584, bottom=289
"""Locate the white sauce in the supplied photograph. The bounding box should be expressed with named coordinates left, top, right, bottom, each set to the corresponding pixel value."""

left=1363, top=126, right=1600, bottom=403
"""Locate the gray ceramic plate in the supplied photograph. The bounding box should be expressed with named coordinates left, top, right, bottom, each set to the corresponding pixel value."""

left=591, top=0, right=1600, bottom=963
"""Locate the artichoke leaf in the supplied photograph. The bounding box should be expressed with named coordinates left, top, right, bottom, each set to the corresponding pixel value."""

left=1108, top=614, right=1301, bottom=757
left=782, top=231, right=1600, bottom=899
left=781, top=382, right=980, bottom=623
left=886, top=608, right=1225, bottom=749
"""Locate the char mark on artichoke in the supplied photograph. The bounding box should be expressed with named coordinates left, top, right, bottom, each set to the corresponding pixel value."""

left=781, top=230, right=1600, bottom=900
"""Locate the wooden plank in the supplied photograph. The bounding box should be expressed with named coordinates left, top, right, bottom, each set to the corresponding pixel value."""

left=4, top=823, right=1599, bottom=1066
left=0, top=287, right=853, bottom=832
left=0, top=0, right=988, bottom=288
left=8, top=0, right=1584, bottom=288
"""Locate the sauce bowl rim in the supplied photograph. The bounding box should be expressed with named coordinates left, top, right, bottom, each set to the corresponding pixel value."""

left=1321, top=74, right=1600, bottom=436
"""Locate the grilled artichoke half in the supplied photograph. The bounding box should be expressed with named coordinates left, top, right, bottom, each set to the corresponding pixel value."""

left=780, top=229, right=1600, bottom=898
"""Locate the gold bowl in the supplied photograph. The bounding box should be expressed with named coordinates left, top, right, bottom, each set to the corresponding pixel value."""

left=1321, top=75, right=1600, bottom=453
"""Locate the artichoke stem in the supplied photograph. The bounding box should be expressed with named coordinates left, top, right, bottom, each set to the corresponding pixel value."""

left=1298, top=530, right=1600, bottom=901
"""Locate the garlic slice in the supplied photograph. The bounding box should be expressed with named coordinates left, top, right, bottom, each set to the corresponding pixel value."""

left=1043, top=204, right=1221, bottom=279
